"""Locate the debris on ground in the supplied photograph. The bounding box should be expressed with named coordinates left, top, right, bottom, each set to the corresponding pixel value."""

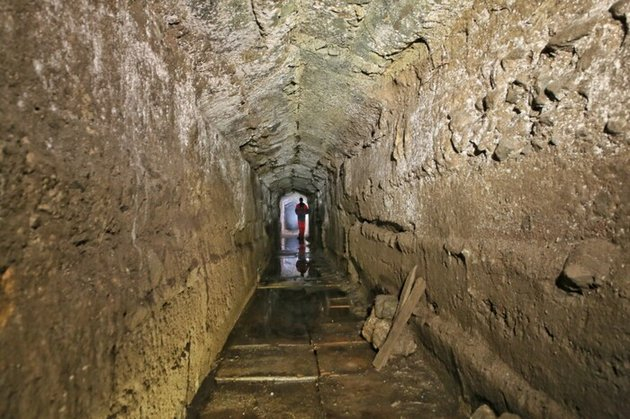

left=470, top=404, right=522, bottom=419
left=361, top=296, right=417, bottom=356
left=361, top=265, right=427, bottom=367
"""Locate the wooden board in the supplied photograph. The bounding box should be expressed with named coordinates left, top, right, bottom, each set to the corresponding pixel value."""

left=396, top=265, right=417, bottom=316
left=373, top=274, right=426, bottom=371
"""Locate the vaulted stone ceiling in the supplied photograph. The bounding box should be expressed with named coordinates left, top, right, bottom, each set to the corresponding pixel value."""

left=187, top=0, right=471, bottom=195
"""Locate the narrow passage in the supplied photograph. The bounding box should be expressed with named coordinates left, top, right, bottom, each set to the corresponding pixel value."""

left=187, top=237, right=465, bottom=418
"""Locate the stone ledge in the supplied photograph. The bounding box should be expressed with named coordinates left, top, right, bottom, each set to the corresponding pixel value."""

left=414, top=315, right=572, bottom=419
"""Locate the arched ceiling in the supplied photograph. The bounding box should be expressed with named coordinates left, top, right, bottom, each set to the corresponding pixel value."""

left=188, top=0, right=470, bottom=195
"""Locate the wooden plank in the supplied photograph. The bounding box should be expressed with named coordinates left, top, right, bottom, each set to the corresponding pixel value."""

left=396, top=265, right=417, bottom=316
left=372, top=275, right=426, bottom=370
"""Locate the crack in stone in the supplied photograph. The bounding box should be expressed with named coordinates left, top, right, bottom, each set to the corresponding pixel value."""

left=250, top=0, right=266, bottom=38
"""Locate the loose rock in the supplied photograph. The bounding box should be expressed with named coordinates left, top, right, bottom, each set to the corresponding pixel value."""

left=165, top=15, right=180, bottom=25
left=362, top=298, right=417, bottom=356
left=374, top=294, right=397, bottom=319
left=471, top=404, right=497, bottom=419
left=493, top=137, right=525, bottom=161
left=557, top=239, right=619, bottom=293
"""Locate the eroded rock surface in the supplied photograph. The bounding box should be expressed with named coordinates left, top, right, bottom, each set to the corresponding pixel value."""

left=319, top=1, right=629, bottom=418
left=1, top=0, right=628, bottom=418
left=1, top=1, right=268, bottom=417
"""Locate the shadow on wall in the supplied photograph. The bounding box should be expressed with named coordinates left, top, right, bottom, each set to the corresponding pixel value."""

left=280, top=192, right=309, bottom=237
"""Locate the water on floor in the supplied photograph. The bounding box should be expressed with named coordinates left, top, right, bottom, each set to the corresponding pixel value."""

left=263, top=236, right=327, bottom=282
left=187, top=236, right=466, bottom=418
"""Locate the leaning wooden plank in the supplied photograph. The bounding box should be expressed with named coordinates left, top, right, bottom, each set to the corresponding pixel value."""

left=396, top=265, right=417, bottom=316
left=373, top=276, right=427, bottom=370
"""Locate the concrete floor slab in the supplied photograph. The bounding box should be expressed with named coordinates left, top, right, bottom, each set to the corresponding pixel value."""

left=200, top=381, right=324, bottom=419
left=225, top=324, right=311, bottom=347
left=215, top=345, right=318, bottom=381
left=226, top=312, right=311, bottom=347
left=318, top=366, right=464, bottom=419
left=316, top=342, right=375, bottom=376
left=310, top=321, right=364, bottom=345
left=224, top=289, right=314, bottom=346
left=324, top=307, right=361, bottom=323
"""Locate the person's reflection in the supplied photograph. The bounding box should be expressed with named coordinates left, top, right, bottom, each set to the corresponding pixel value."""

left=296, top=237, right=310, bottom=277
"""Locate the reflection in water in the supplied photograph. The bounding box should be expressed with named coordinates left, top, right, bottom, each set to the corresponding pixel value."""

left=278, top=236, right=311, bottom=278
left=296, top=238, right=310, bottom=277
left=228, top=287, right=333, bottom=344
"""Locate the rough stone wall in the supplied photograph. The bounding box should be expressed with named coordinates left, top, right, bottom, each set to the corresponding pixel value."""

left=328, top=1, right=629, bottom=418
left=0, top=1, right=267, bottom=417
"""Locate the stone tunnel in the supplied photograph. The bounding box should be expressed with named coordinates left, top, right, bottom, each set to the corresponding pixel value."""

left=1, top=0, right=629, bottom=418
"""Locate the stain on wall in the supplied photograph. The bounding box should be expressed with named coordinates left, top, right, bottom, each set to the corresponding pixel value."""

left=0, top=1, right=268, bottom=417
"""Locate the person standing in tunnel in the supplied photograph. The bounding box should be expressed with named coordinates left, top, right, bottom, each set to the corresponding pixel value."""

left=295, top=197, right=309, bottom=239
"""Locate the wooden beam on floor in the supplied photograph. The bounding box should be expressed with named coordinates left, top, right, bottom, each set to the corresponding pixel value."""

left=373, top=268, right=426, bottom=371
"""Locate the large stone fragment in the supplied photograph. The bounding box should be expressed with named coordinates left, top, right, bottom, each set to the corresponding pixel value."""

left=610, top=0, right=630, bottom=20
left=544, top=80, right=567, bottom=101
left=604, top=118, right=627, bottom=136
left=557, top=239, right=619, bottom=293
left=374, top=294, right=398, bottom=319
left=483, top=88, right=504, bottom=111
left=361, top=309, right=389, bottom=345
left=493, top=137, right=526, bottom=161
left=470, top=405, right=520, bottom=419
left=470, top=404, right=497, bottom=419
left=361, top=309, right=417, bottom=356
left=545, top=20, right=596, bottom=52
left=449, top=109, right=477, bottom=153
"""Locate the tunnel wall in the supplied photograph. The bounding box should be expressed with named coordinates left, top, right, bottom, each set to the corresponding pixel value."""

left=1, top=1, right=268, bottom=417
left=327, top=1, right=629, bottom=418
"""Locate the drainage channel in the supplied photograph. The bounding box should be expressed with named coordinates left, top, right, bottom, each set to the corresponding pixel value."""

left=187, top=238, right=465, bottom=418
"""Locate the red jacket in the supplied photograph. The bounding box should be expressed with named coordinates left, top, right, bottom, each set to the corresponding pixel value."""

left=295, top=203, right=309, bottom=220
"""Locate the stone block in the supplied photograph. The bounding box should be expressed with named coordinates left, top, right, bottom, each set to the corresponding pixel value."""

left=471, top=404, right=497, bottom=419
left=374, top=294, right=398, bottom=319
left=361, top=309, right=417, bottom=355
left=493, top=137, right=526, bottom=161
left=557, top=239, right=619, bottom=293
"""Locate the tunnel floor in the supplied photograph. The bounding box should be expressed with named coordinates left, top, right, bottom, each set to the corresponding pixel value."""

left=187, top=237, right=466, bottom=418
